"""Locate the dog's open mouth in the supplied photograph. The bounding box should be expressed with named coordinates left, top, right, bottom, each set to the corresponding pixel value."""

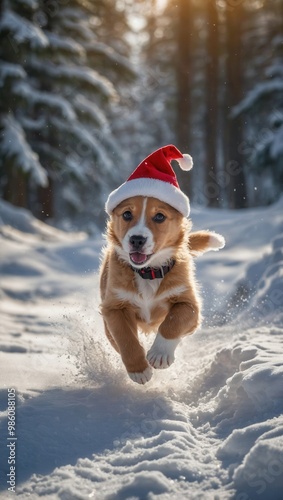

left=130, top=252, right=152, bottom=265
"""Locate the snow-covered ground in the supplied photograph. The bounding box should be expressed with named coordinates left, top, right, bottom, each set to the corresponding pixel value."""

left=0, top=198, right=283, bottom=499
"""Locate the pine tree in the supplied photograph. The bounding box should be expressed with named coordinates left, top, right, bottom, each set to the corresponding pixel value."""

left=231, top=0, right=283, bottom=205
left=136, top=0, right=197, bottom=197
left=204, top=0, right=219, bottom=208
left=0, top=0, right=49, bottom=208
left=0, top=0, right=136, bottom=230
left=136, top=0, right=177, bottom=150
left=223, top=0, right=248, bottom=209
left=175, top=0, right=193, bottom=154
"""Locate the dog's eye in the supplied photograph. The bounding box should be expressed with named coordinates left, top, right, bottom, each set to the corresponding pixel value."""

left=153, top=213, right=166, bottom=223
left=122, top=211, right=133, bottom=221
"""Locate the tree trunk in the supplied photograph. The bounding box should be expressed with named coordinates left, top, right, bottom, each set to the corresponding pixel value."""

left=37, top=180, right=54, bottom=219
left=3, top=164, right=27, bottom=208
left=0, top=0, right=28, bottom=210
left=175, top=0, right=193, bottom=198
left=224, top=0, right=247, bottom=208
left=204, top=0, right=219, bottom=207
left=31, top=0, right=54, bottom=221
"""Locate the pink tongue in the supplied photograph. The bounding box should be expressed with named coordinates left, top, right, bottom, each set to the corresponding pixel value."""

left=130, top=252, right=148, bottom=264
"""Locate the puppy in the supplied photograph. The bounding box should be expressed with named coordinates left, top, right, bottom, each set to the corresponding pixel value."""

left=100, top=195, right=225, bottom=384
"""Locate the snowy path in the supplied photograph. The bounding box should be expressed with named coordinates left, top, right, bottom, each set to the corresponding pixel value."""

left=0, top=199, right=283, bottom=499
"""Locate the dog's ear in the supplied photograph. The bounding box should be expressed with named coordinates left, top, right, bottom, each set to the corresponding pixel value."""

left=189, top=231, right=225, bottom=256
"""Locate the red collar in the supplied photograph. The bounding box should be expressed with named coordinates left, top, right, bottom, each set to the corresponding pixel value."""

left=131, top=259, right=175, bottom=280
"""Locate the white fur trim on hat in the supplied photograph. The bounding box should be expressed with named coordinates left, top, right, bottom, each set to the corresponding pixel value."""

left=105, top=178, right=190, bottom=217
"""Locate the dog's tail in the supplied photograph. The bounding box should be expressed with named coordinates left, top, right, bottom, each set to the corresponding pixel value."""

left=189, top=230, right=225, bottom=256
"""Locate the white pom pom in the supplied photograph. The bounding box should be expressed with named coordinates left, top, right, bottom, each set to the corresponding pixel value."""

left=177, top=154, right=193, bottom=171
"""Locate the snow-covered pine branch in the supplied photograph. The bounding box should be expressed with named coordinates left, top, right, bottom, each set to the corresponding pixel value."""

left=0, top=10, right=48, bottom=48
left=73, top=95, right=108, bottom=128
left=50, top=117, right=116, bottom=177
left=14, top=81, right=77, bottom=121
left=58, top=9, right=98, bottom=43
left=1, top=115, right=48, bottom=187
left=231, top=79, right=283, bottom=117
left=0, top=62, right=26, bottom=86
left=45, top=31, right=85, bottom=58
left=18, top=115, right=46, bottom=132
left=27, top=59, right=118, bottom=101
left=85, top=40, right=138, bottom=79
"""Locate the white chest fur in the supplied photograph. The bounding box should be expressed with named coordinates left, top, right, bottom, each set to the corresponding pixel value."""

left=134, top=275, right=161, bottom=323
left=114, top=276, right=187, bottom=325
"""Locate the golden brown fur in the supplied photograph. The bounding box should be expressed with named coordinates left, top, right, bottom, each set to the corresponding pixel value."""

left=100, top=196, right=225, bottom=382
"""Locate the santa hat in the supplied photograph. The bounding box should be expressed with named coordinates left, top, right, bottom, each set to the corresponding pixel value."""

left=105, top=144, right=193, bottom=217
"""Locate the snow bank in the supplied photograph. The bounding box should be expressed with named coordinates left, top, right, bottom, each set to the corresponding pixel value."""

left=190, top=196, right=283, bottom=321
left=219, top=418, right=283, bottom=499
left=225, top=200, right=283, bottom=325
left=245, top=231, right=283, bottom=322
left=0, top=199, right=99, bottom=306
left=0, top=199, right=84, bottom=240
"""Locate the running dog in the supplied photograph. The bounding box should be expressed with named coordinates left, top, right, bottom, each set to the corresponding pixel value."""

left=100, top=145, right=225, bottom=384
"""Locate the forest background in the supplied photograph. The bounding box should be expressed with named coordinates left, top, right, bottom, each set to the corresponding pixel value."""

left=0, top=0, right=282, bottom=232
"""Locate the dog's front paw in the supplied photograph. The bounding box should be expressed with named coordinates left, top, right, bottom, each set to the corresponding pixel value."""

left=147, top=332, right=180, bottom=369
left=127, top=366, right=153, bottom=385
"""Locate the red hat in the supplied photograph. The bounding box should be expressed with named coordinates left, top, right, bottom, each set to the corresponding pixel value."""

left=105, top=144, right=193, bottom=216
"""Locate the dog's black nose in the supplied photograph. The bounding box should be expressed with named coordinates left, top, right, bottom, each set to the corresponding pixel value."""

left=129, top=235, right=147, bottom=250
